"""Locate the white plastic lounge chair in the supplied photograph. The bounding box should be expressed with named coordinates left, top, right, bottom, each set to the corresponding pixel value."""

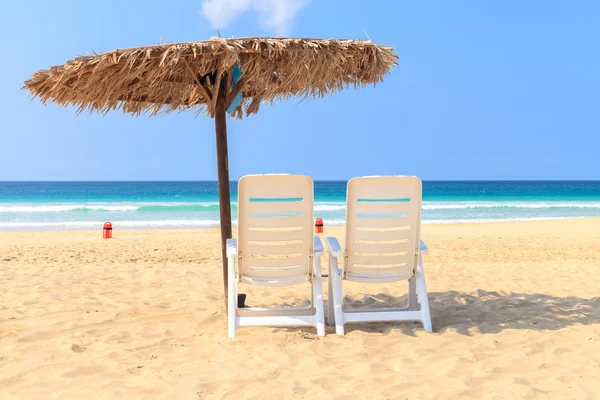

left=325, top=176, right=432, bottom=335
left=226, top=174, right=325, bottom=338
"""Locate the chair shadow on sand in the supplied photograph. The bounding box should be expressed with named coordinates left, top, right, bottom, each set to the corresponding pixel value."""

left=342, top=290, right=600, bottom=336
left=272, top=290, right=600, bottom=336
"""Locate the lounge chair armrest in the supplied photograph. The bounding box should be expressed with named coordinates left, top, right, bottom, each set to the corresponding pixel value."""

left=325, top=237, right=344, bottom=258
left=420, top=240, right=428, bottom=255
left=314, top=236, right=324, bottom=256
left=226, top=238, right=238, bottom=258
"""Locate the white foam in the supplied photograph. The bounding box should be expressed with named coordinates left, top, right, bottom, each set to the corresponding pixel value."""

left=83, top=205, right=140, bottom=211
left=422, top=202, right=600, bottom=210
left=0, top=215, right=593, bottom=231
left=422, top=216, right=587, bottom=224
left=0, top=219, right=227, bottom=229
left=3, top=201, right=600, bottom=214
left=315, top=219, right=346, bottom=226
left=0, top=202, right=232, bottom=213
left=312, top=201, right=600, bottom=212
left=307, top=216, right=589, bottom=226
left=314, top=204, right=346, bottom=211
left=0, top=204, right=139, bottom=212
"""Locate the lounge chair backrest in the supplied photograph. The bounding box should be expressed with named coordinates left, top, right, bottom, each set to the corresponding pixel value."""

left=345, top=176, right=422, bottom=282
left=238, top=174, right=314, bottom=284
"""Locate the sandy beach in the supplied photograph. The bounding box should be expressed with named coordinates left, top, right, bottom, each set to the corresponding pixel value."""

left=1, top=218, right=599, bottom=399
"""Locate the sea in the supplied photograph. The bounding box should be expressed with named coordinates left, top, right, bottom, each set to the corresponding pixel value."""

left=1, top=181, right=600, bottom=231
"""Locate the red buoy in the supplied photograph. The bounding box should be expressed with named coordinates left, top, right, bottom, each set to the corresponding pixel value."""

left=103, top=222, right=113, bottom=239
left=315, top=218, right=324, bottom=234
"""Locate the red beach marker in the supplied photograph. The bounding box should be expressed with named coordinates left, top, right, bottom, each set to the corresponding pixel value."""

left=103, top=222, right=113, bottom=239
left=315, top=218, right=324, bottom=234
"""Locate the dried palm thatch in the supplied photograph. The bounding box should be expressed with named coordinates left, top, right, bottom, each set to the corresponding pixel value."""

left=23, top=37, right=397, bottom=119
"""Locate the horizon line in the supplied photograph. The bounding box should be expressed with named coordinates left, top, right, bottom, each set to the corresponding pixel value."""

left=1, top=180, right=600, bottom=183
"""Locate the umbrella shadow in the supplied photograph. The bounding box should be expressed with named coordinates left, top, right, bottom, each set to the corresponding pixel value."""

left=340, top=290, right=600, bottom=336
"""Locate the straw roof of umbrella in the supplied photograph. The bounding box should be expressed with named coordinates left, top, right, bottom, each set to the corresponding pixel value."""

left=23, top=37, right=398, bottom=118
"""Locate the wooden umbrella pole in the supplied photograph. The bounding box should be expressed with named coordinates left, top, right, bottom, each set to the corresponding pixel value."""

left=214, top=80, right=233, bottom=308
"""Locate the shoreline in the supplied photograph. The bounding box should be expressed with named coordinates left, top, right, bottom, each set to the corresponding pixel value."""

left=0, top=215, right=599, bottom=233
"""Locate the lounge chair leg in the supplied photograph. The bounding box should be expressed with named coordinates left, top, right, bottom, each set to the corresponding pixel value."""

left=416, top=256, right=432, bottom=333
left=327, top=261, right=335, bottom=326
left=227, top=256, right=237, bottom=338
left=329, top=254, right=345, bottom=335
left=408, top=276, right=417, bottom=311
left=313, top=256, right=325, bottom=336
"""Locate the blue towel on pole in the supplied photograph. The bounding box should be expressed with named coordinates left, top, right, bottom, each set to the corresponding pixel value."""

left=227, top=62, right=243, bottom=114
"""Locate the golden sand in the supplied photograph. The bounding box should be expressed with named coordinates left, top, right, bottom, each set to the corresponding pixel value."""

left=1, top=219, right=599, bottom=398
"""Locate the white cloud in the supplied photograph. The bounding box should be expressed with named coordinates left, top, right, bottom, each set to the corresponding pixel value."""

left=199, top=0, right=309, bottom=36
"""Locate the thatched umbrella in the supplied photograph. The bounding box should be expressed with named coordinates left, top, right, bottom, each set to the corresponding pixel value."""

left=23, top=37, right=398, bottom=304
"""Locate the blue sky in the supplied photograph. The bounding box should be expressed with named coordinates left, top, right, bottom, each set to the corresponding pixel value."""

left=0, top=1, right=598, bottom=181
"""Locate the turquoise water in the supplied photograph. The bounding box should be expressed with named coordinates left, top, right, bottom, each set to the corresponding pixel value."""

left=1, top=181, right=600, bottom=230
